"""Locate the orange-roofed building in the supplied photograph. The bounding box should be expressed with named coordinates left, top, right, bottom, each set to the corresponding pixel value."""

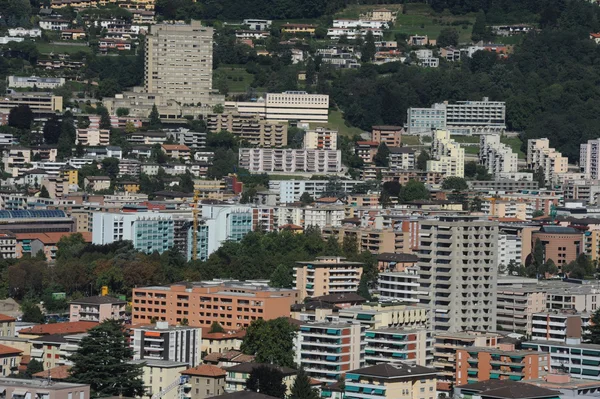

left=32, top=365, right=71, bottom=380
left=280, top=224, right=303, bottom=234
left=17, top=321, right=98, bottom=339
left=181, top=365, right=226, bottom=399
left=591, top=32, right=600, bottom=44
left=201, top=330, right=246, bottom=354
left=15, top=232, right=92, bottom=262
left=355, top=141, right=380, bottom=163
left=0, top=314, right=16, bottom=337
left=0, top=344, right=22, bottom=377
left=161, top=144, right=191, bottom=160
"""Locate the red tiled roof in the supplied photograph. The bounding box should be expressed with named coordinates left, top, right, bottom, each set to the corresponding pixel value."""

left=33, top=365, right=71, bottom=380
left=14, top=232, right=92, bottom=245
left=18, top=321, right=98, bottom=336
left=0, top=344, right=21, bottom=356
left=591, top=33, right=600, bottom=38
left=315, top=197, right=339, bottom=203
left=0, top=314, right=16, bottom=322
left=162, top=144, right=190, bottom=151
left=181, top=365, right=226, bottom=377
left=204, top=330, right=246, bottom=340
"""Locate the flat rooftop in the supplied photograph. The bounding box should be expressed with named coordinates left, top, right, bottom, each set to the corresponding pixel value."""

left=0, top=377, right=88, bottom=390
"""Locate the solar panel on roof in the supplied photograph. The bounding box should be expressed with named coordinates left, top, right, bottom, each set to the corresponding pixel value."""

left=0, top=210, right=66, bottom=218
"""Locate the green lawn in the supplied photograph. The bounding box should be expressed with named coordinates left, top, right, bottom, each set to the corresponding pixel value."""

left=320, top=109, right=364, bottom=137
left=402, top=135, right=421, bottom=145
left=501, top=136, right=525, bottom=159
left=451, top=135, right=480, bottom=143
left=36, top=42, right=92, bottom=55
left=213, top=65, right=256, bottom=93
left=464, top=146, right=479, bottom=155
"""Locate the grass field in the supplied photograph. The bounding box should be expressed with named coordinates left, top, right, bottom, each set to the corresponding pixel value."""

left=36, top=42, right=92, bottom=55
left=322, top=109, right=365, bottom=137
left=501, top=136, right=525, bottom=158
left=451, top=135, right=480, bottom=143
left=213, top=65, right=256, bottom=93
left=402, top=135, right=422, bottom=145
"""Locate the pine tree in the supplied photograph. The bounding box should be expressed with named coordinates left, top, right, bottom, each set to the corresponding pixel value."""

left=246, top=366, right=286, bottom=399
left=39, top=186, right=50, bottom=198
left=69, top=320, right=145, bottom=397
left=290, top=368, right=319, bottom=399
left=99, top=111, right=112, bottom=129
left=149, top=104, right=161, bottom=128
left=373, top=142, right=390, bottom=167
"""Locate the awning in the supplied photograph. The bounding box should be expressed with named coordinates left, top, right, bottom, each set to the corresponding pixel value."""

left=12, top=389, right=28, bottom=396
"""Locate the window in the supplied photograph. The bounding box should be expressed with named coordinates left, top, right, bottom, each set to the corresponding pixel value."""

left=80, top=392, right=84, bottom=399
left=68, top=393, right=73, bottom=399
left=420, top=388, right=425, bottom=393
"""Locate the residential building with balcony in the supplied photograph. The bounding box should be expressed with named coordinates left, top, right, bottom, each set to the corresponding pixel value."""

left=480, top=134, right=518, bottom=176
left=522, top=340, right=600, bottom=381
left=0, top=378, right=90, bottom=399
left=0, top=93, right=63, bottom=116
left=131, top=322, right=202, bottom=366
left=321, top=226, right=413, bottom=255
left=337, top=303, right=429, bottom=330
left=0, top=234, right=16, bottom=260
left=344, top=363, right=438, bottom=399
left=238, top=148, right=342, bottom=173
left=454, top=380, right=561, bottom=399
left=269, top=179, right=363, bottom=203
left=206, top=113, right=287, bottom=148
left=303, top=127, right=338, bottom=150
left=427, top=130, right=465, bottom=177
left=181, top=364, right=227, bottom=399
left=364, top=328, right=433, bottom=366
left=130, top=359, right=188, bottom=399
left=296, top=322, right=365, bottom=383
left=580, top=139, right=600, bottom=180
left=389, top=147, right=417, bottom=170
left=293, top=256, right=363, bottom=300
left=0, top=315, right=15, bottom=337
left=455, top=346, right=549, bottom=385
left=355, top=141, right=380, bottom=164
left=372, top=126, right=402, bottom=147
left=531, top=311, right=590, bottom=343
left=433, top=331, right=501, bottom=391
left=69, top=296, right=127, bottom=323
left=496, top=286, right=546, bottom=334
left=224, top=363, right=296, bottom=394
left=527, top=139, right=569, bottom=184
left=378, top=269, right=426, bottom=303
left=75, top=129, right=110, bottom=146
left=131, top=281, right=299, bottom=329
left=418, top=216, right=498, bottom=332
left=0, top=345, right=21, bottom=377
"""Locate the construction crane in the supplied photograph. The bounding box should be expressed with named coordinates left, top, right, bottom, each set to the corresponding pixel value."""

left=192, top=189, right=199, bottom=261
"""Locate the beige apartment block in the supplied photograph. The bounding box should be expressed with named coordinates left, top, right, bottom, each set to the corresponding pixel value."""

left=294, top=256, right=363, bottom=300
left=75, top=129, right=110, bottom=146
left=303, top=127, right=338, bottom=150
left=206, top=113, right=287, bottom=147
left=130, top=359, right=188, bottom=399
left=527, top=138, right=568, bottom=183
left=181, top=365, right=227, bottom=399
left=427, top=130, right=465, bottom=177
left=345, top=364, right=438, bottom=399
left=479, top=134, right=518, bottom=175
left=322, top=226, right=413, bottom=255
left=496, top=286, right=547, bottom=333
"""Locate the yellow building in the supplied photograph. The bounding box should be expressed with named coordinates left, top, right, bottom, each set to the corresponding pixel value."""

left=0, top=344, right=22, bottom=377
left=131, top=359, right=189, bottom=399
left=338, top=303, right=429, bottom=330
left=294, top=256, right=363, bottom=300
left=225, top=363, right=297, bottom=394
left=281, top=23, right=317, bottom=34
left=0, top=315, right=15, bottom=338
left=118, top=181, right=140, bottom=193
left=345, top=363, right=438, bottom=399
left=60, top=166, right=78, bottom=186
left=201, top=331, right=245, bottom=354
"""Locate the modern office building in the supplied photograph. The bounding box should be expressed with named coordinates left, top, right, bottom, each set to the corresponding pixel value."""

left=206, top=113, right=287, bottom=148
left=238, top=148, right=342, bottom=173
left=69, top=296, right=127, bottom=323
left=269, top=179, right=363, bottom=203
left=344, top=363, right=438, bottom=399
left=522, top=340, right=600, bottom=381
left=303, top=127, right=338, bottom=150
left=418, top=215, right=498, bottom=332
left=427, top=130, right=465, bottom=177
left=225, top=91, right=329, bottom=123
left=580, top=139, right=600, bottom=180
left=407, top=98, right=506, bottom=135
left=527, top=139, right=569, bottom=184
left=296, top=322, right=365, bottom=383
left=131, top=322, right=202, bottom=366
left=530, top=226, right=584, bottom=272
left=131, top=280, right=299, bottom=328
left=293, top=256, right=363, bottom=300
left=480, top=134, right=518, bottom=175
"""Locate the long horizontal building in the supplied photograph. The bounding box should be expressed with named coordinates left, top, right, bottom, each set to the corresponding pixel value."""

left=0, top=92, right=63, bottom=115
left=269, top=179, right=363, bottom=203
left=132, top=280, right=299, bottom=328
left=0, top=210, right=74, bottom=233
left=225, top=91, right=329, bottom=123
left=8, top=76, right=65, bottom=89
left=206, top=113, right=287, bottom=147
left=239, top=148, right=342, bottom=173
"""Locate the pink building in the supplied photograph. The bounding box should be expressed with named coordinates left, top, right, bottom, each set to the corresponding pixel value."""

left=69, top=296, right=127, bottom=323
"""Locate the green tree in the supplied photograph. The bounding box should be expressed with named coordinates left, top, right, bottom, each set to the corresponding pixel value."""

left=290, top=368, right=320, bottom=399
left=399, top=180, right=429, bottom=202
left=442, top=177, right=468, bottom=191
left=99, top=112, right=112, bottom=130
left=212, top=104, right=224, bottom=114
left=361, top=30, right=376, bottom=62
left=22, top=359, right=43, bottom=378
left=209, top=321, right=225, bottom=333
left=357, top=275, right=372, bottom=301
left=379, top=190, right=392, bottom=209
left=149, top=104, right=161, bottom=128
left=116, top=107, right=129, bottom=117
left=299, top=192, right=314, bottom=205
left=241, top=318, right=296, bottom=368
left=246, top=366, right=286, bottom=399
left=471, top=10, right=487, bottom=41
left=20, top=301, right=44, bottom=324
left=470, top=196, right=483, bottom=212
left=101, top=157, right=120, bottom=180
left=532, top=210, right=545, bottom=218
left=342, top=235, right=358, bottom=257
left=585, top=308, right=600, bottom=344
left=437, top=28, right=459, bottom=47
left=69, top=320, right=145, bottom=397
left=534, top=166, right=546, bottom=188
left=270, top=264, right=293, bottom=288
left=416, top=150, right=430, bottom=170
left=39, top=186, right=50, bottom=198
left=43, top=114, right=62, bottom=144
left=373, top=142, right=390, bottom=167
left=8, top=105, right=33, bottom=130
left=179, top=171, right=195, bottom=193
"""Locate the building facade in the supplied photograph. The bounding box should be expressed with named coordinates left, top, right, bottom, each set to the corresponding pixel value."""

left=69, top=296, right=127, bottom=323
left=239, top=148, right=342, bottom=173
left=427, top=130, right=465, bottom=177
left=294, top=256, right=363, bottom=300
left=132, top=322, right=202, bottom=366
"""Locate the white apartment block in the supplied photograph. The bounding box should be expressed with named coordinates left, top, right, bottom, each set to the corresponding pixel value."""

left=427, top=130, right=465, bottom=177
left=269, top=179, right=363, bottom=203
left=580, top=138, right=600, bottom=179
left=527, top=138, right=569, bottom=184
left=8, top=28, right=41, bottom=37
left=531, top=312, right=590, bottom=343
left=226, top=91, right=329, bottom=123
left=389, top=147, right=417, bottom=170
left=239, top=148, right=342, bottom=173
left=418, top=215, right=498, bottom=332
left=0, top=233, right=16, bottom=259
left=378, top=269, right=425, bottom=303
left=76, top=129, right=110, bottom=146
left=497, top=233, right=522, bottom=268
left=326, top=28, right=384, bottom=40
left=276, top=206, right=344, bottom=229
left=497, top=286, right=546, bottom=333
left=522, top=340, right=600, bottom=381
left=407, top=98, right=505, bottom=135
left=8, top=76, right=65, bottom=89
left=303, top=127, right=338, bottom=150
left=332, top=19, right=390, bottom=29
left=479, top=134, right=518, bottom=175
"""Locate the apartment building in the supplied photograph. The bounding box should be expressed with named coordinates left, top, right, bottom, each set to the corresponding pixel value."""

left=0, top=314, right=15, bottom=337
left=531, top=311, right=590, bottom=343
left=293, top=256, right=363, bottom=300
left=322, top=226, right=413, bottom=255
left=131, top=359, right=188, bottom=399
left=0, top=93, right=63, bottom=115
left=225, top=363, right=297, bottom=394
left=544, top=281, right=600, bottom=312
left=165, top=128, right=207, bottom=149
left=427, top=130, right=465, bottom=177
left=337, top=303, right=429, bottom=329
left=68, top=296, right=126, bottom=323
left=483, top=199, right=533, bottom=220
left=407, top=98, right=506, bottom=135
left=433, top=331, right=501, bottom=391
left=295, top=322, right=365, bottom=383
left=455, top=346, right=549, bottom=385
left=480, top=134, right=518, bottom=175
left=355, top=141, right=380, bottom=164
left=131, top=280, right=299, bottom=328
left=580, top=139, right=600, bottom=179
left=75, top=128, right=110, bottom=146
left=497, top=233, right=522, bottom=268
left=303, top=127, right=338, bottom=150
left=269, top=180, right=363, bottom=203
left=563, top=179, right=600, bottom=203
left=378, top=269, right=426, bottom=303
left=364, top=328, right=433, bottom=366
left=0, top=210, right=74, bottom=234
left=389, top=147, right=417, bottom=170
left=372, top=125, right=403, bottom=147
left=238, top=148, right=342, bottom=173
left=206, top=113, right=287, bottom=147
left=0, top=234, right=16, bottom=260
left=8, top=76, right=65, bottom=89
left=225, top=91, right=329, bottom=123
left=531, top=226, right=584, bottom=271
left=344, top=363, right=438, bottom=399
left=496, top=285, right=546, bottom=333
left=181, top=365, right=227, bottom=399
left=522, top=340, right=600, bottom=381
left=161, top=144, right=191, bottom=160
left=0, top=378, right=90, bottom=399
left=131, top=322, right=202, bottom=366
left=418, top=216, right=498, bottom=332
left=527, top=139, right=568, bottom=184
